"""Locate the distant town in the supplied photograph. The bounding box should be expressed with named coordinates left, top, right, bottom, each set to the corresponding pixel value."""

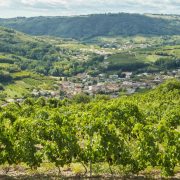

left=30, top=68, right=180, bottom=99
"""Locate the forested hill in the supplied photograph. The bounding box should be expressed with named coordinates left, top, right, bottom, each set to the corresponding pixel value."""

left=0, top=13, right=180, bottom=39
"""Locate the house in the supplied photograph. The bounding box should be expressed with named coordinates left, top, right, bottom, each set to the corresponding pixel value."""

left=32, top=89, right=40, bottom=96
left=122, top=72, right=133, bottom=79
left=122, top=81, right=133, bottom=86
left=127, top=88, right=136, bottom=94
left=109, top=75, right=119, bottom=79
left=7, top=99, right=15, bottom=103
left=105, top=84, right=120, bottom=92
left=73, top=88, right=82, bottom=95
left=88, top=85, right=100, bottom=92
left=153, top=76, right=163, bottom=83
left=99, top=74, right=106, bottom=78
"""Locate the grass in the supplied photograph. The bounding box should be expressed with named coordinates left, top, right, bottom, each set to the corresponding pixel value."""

left=2, top=73, right=56, bottom=100
left=106, top=53, right=141, bottom=65
left=144, top=55, right=163, bottom=62
left=103, top=43, right=180, bottom=70
left=0, top=63, right=19, bottom=71
left=4, top=81, right=31, bottom=98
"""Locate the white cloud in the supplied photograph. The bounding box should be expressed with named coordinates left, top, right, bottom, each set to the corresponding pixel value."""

left=21, top=0, right=67, bottom=6
left=0, top=0, right=11, bottom=7
left=0, top=0, right=179, bottom=17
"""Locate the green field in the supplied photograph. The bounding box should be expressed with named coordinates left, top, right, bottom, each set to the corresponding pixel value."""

left=104, top=44, right=180, bottom=72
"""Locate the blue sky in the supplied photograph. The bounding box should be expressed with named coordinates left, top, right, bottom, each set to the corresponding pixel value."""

left=0, top=0, right=179, bottom=18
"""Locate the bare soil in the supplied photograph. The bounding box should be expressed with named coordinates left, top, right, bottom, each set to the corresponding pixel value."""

left=0, top=166, right=180, bottom=180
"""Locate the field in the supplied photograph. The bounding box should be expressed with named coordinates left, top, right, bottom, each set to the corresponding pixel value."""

left=0, top=70, right=57, bottom=104
left=104, top=43, right=180, bottom=73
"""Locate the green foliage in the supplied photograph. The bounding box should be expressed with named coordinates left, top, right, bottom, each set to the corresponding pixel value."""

left=0, top=80, right=179, bottom=177
left=0, top=25, right=180, bottom=83
left=0, top=13, right=180, bottom=39
left=0, top=26, right=106, bottom=78
left=0, top=71, right=12, bottom=82
left=72, top=93, right=91, bottom=103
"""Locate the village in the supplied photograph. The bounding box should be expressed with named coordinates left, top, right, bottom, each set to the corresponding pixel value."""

left=31, top=68, right=180, bottom=99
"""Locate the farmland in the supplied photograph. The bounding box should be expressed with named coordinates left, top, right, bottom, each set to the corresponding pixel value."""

left=0, top=80, right=180, bottom=179
left=0, top=13, right=180, bottom=179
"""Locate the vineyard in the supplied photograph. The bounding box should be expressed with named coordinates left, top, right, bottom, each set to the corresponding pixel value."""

left=0, top=80, right=180, bottom=178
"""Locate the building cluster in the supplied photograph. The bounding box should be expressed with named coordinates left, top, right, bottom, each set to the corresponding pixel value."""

left=59, top=69, right=180, bottom=97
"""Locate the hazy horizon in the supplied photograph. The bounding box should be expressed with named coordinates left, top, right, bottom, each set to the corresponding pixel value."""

left=0, top=0, right=179, bottom=18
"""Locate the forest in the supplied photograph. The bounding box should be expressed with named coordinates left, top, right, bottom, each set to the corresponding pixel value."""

left=0, top=13, right=180, bottom=39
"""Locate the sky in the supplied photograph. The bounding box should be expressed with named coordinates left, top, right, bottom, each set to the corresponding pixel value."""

left=0, top=0, right=179, bottom=18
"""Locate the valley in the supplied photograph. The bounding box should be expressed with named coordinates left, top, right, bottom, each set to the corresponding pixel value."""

left=0, top=25, right=180, bottom=105
left=0, top=12, right=180, bottom=178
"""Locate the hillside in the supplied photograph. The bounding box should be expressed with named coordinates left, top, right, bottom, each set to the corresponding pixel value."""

left=0, top=26, right=61, bottom=73
left=0, top=13, right=180, bottom=179
left=0, top=13, right=180, bottom=39
left=0, top=26, right=104, bottom=77
left=0, top=27, right=63, bottom=102
left=0, top=26, right=180, bottom=103
left=0, top=26, right=107, bottom=102
left=0, top=80, right=180, bottom=178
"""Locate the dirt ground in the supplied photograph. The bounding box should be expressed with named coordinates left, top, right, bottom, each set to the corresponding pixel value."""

left=0, top=166, right=180, bottom=180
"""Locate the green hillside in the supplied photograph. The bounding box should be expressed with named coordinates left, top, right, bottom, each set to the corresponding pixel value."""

left=0, top=80, right=180, bottom=177
left=0, top=26, right=104, bottom=77
left=0, top=13, right=180, bottom=39
left=0, top=26, right=180, bottom=102
left=0, top=26, right=180, bottom=77
left=0, top=14, right=180, bottom=179
left=105, top=44, right=180, bottom=73
left=0, top=26, right=62, bottom=74
left=0, top=26, right=107, bottom=101
left=0, top=27, right=61, bottom=101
